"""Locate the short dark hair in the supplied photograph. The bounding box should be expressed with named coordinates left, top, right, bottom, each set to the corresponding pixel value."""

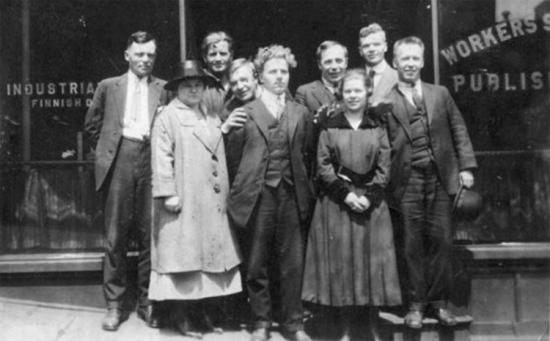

left=126, top=31, right=157, bottom=49
left=315, top=41, right=348, bottom=64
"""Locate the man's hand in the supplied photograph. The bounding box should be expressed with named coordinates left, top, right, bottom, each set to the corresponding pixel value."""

left=164, top=195, right=182, bottom=213
left=221, top=108, right=248, bottom=133
left=459, top=170, right=474, bottom=188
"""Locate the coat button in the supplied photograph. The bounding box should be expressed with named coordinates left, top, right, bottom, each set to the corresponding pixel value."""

left=212, top=171, right=218, bottom=177
left=211, top=154, right=218, bottom=161
left=214, top=184, right=221, bottom=193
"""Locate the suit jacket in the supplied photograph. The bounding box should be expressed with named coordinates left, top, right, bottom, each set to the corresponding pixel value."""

left=84, top=73, right=168, bottom=190
left=385, top=82, right=477, bottom=207
left=225, top=97, right=314, bottom=229
left=370, top=63, right=398, bottom=105
left=295, top=80, right=336, bottom=115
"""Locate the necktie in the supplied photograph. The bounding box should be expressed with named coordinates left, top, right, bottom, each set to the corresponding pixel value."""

left=367, top=69, right=376, bottom=95
left=276, top=95, right=285, bottom=119
left=412, top=87, right=424, bottom=113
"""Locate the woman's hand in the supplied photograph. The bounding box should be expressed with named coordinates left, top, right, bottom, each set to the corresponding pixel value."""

left=221, top=108, right=248, bottom=133
left=164, top=195, right=182, bottom=213
left=344, top=192, right=368, bottom=212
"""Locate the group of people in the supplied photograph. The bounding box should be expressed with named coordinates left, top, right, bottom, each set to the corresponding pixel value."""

left=84, top=23, right=477, bottom=341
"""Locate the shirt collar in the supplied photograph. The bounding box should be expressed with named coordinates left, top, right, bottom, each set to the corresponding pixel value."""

left=128, top=70, right=149, bottom=86
left=397, top=79, right=422, bottom=95
left=367, top=59, right=388, bottom=75
left=259, top=86, right=285, bottom=104
left=321, top=77, right=339, bottom=94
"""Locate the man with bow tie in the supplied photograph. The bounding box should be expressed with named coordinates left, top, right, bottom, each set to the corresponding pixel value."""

left=84, top=31, right=168, bottom=331
left=385, top=36, right=477, bottom=329
left=358, top=23, right=398, bottom=106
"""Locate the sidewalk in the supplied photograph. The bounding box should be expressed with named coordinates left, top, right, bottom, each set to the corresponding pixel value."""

left=0, top=298, right=287, bottom=341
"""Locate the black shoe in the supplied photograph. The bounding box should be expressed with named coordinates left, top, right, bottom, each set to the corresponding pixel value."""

left=434, top=308, right=457, bottom=326
left=250, top=327, right=269, bottom=341
left=101, top=308, right=128, bottom=331
left=137, top=304, right=162, bottom=329
left=404, top=310, right=423, bottom=329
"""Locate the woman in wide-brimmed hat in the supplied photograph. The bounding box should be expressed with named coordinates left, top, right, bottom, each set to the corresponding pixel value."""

left=149, top=60, right=242, bottom=338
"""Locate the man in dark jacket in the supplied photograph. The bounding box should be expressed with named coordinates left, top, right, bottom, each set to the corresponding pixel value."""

left=225, top=45, right=313, bottom=341
left=385, top=36, right=477, bottom=329
left=84, top=31, right=168, bottom=331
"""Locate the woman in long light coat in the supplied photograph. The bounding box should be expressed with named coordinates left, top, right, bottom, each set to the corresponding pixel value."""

left=149, top=60, right=241, bottom=338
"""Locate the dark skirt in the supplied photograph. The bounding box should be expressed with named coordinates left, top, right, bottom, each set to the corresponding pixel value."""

left=302, top=188, right=402, bottom=307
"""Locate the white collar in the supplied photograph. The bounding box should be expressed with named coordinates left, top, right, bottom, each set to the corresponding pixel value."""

left=367, top=60, right=388, bottom=75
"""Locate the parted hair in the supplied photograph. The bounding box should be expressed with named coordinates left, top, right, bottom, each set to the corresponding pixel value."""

left=358, top=23, right=387, bottom=45
left=393, top=36, right=425, bottom=57
left=126, top=31, right=157, bottom=49
left=315, top=40, right=348, bottom=63
left=229, top=58, right=258, bottom=79
left=201, top=31, right=234, bottom=58
left=337, top=68, right=371, bottom=94
left=253, top=44, right=297, bottom=74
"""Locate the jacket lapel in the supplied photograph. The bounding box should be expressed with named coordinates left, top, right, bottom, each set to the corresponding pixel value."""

left=390, top=87, right=412, bottom=141
left=422, top=82, right=435, bottom=124
left=311, top=81, right=333, bottom=107
left=286, top=101, right=300, bottom=145
left=247, top=99, right=274, bottom=142
left=148, top=77, right=163, bottom=123
left=114, top=75, right=128, bottom=126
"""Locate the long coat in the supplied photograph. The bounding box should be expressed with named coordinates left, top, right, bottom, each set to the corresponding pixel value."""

left=385, top=82, right=477, bottom=207
left=150, top=98, right=241, bottom=273
left=225, top=98, right=314, bottom=229
left=84, top=73, right=168, bottom=190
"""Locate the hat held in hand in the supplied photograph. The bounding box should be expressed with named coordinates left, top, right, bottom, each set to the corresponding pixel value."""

left=453, top=185, right=483, bottom=220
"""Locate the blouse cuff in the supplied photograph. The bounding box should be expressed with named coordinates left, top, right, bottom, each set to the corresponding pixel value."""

left=326, top=179, right=350, bottom=204
left=365, top=184, right=385, bottom=208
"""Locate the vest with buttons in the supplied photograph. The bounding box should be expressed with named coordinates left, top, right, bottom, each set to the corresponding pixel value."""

left=264, top=108, right=293, bottom=188
left=405, top=97, right=433, bottom=169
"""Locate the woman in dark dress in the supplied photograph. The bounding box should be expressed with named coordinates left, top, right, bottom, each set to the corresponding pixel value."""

left=302, top=69, right=401, bottom=341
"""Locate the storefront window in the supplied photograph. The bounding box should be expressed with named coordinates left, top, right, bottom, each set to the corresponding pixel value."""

left=438, top=0, right=550, bottom=242
left=0, top=0, right=179, bottom=254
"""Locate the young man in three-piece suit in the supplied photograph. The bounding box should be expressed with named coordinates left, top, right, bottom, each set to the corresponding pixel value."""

left=84, top=31, right=168, bottom=332
left=385, top=36, right=477, bottom=329
left=225, top=45, right=313, bottom=341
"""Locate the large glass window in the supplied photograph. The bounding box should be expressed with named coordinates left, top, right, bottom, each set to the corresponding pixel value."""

left=438, top=0, right=550, bottom=242
left=0, top=0, right=179, bottom=254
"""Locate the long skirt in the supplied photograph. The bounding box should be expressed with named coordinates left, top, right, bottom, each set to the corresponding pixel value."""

left=302, top=190, right=402, bottom=307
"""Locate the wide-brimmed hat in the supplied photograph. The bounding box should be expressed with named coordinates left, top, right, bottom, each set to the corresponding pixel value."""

left=453, top=185, right=483, bottom=220
left=164, top=60, right=214, bottom=90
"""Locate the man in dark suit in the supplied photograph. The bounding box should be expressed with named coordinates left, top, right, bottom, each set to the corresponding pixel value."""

left=295, top=40, right=348, bottom=114
left=225, top=45, right=313, bottom=341
left=358, top=23, right=398, bottom=105
left=84, top=31, right=168, bottom=331
left=385, top=36, right=477, bottom=329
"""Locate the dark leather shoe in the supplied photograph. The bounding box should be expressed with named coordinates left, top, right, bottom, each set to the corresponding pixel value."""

left=286, top=330, right=312, bottom=341
left=250, top=327, right=269, bottom=341
left=137, top=304, right=162, bottom=328
left=404, top=310, right=423, bottom=329
left=434, top=308, right=457, bottom=326
left=101, top=308, right=128, bottom=331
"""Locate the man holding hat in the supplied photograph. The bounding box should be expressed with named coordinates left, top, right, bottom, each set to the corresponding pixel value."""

left=385, top=36, right=477, bottom=329
left=84, top=31, right=168, bottom=331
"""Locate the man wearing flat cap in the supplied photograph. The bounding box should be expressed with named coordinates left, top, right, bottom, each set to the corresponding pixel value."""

left=84, top=31, right=168, bottom=331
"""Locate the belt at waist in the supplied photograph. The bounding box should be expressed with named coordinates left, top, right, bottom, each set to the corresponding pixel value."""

left=335, top=164, right=376, bottom=187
